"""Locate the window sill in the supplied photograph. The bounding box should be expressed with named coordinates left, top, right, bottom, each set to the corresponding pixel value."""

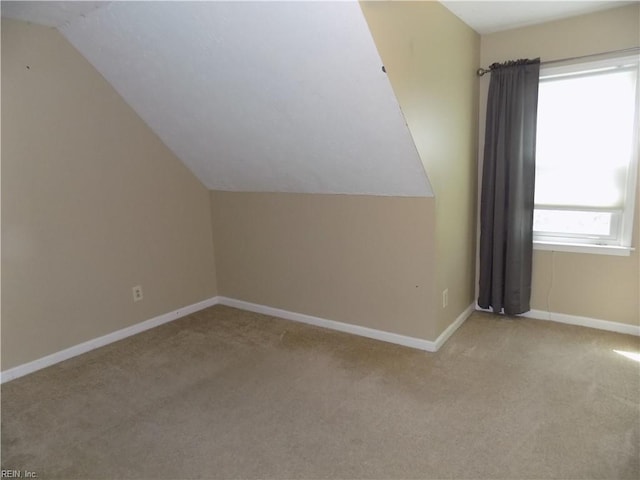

left=533, top=241, right=634, bottom=256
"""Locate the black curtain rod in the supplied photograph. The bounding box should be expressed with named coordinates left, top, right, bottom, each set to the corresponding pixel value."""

left=476, top=46, right=640, bottom=76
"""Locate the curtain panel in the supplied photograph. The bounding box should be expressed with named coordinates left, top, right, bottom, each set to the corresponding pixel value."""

left=478, top=59, right=541, bottom=315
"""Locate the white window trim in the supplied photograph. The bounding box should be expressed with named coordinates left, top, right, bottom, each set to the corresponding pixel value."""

left=533, top=53, right=639, bottom=255
left=533, top=241, right=633, bottom=256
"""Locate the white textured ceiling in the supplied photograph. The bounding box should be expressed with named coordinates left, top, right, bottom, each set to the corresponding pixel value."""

left=1, top=0, right=107, bottom=28
left=2, top=1, right=433, bottom=196
left=5, top=1, right=630, bottom=195
left=441, top=1, right=635, bottom=35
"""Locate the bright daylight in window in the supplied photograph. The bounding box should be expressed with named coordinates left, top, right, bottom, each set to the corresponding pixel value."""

left=533, top=54, right=639, bottom=255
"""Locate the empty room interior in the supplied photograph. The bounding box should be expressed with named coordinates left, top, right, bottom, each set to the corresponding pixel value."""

left=2, top=1, right=639, bottom=478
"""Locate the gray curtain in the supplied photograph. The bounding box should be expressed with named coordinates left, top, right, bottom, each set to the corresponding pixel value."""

left=478, top=59, right=540, bottom=315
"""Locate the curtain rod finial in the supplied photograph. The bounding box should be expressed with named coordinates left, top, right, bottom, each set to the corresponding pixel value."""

left=477, top=67, right=490, bottom=77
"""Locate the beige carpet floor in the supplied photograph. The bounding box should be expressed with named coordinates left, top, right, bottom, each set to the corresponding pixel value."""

left=2, top=305, right=639, bottom=479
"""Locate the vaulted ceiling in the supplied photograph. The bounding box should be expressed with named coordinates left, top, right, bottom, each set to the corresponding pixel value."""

left=3, top=1, right=631, bottom=195
left=1, top=1, right=432, bottom=196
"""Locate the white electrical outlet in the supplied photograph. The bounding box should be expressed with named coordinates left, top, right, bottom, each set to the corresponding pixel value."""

left=132, top=285, right=143, bottom=302
left=442, top=289, right=448, bottom=308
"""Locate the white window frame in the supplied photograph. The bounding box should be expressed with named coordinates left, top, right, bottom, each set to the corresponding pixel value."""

left=533, top=54, right=640, bottom=257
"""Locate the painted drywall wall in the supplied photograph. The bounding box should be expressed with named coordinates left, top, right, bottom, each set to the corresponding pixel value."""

left=479, top=4, right=640, bottom=326
left=360, top=1, right=480, bottom=336
left=210, top=2, right=479, bottom=343
left=1, top=19, right=218, bottom=370
left=211, top=192, right=437, bottom=340
left=37, top=0, right=431, bottom=196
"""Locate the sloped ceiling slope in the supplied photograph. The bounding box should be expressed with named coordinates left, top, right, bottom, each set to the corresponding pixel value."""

left=4, top=1, right=433, bottom=196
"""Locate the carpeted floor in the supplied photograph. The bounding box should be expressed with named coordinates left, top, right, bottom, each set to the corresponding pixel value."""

left=1, top=305, right=639, bottom=479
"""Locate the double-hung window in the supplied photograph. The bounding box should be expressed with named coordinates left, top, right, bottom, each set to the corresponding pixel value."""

left=533, top=54, right=639, bottom=255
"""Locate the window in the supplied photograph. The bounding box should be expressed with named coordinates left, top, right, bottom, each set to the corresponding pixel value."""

left=533, top=55, right=639, bottom=255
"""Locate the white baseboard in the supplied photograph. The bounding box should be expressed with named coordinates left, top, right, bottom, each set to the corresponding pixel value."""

left=524, top=309, right=640, bottom=336
left=0, top=296, right=220, bottom=384
left=218, top=296, right=474, bottom=353
left=1, top=296, right=476, bottom=383
left=434, top=303, right=476, bottom=350
left=476, top=303, right=640, bottom=336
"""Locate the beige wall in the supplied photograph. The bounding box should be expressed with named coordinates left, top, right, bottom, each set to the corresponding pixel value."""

left=211, top=192, right=438, bottom=340
left=360, top=1, right=480, bottom=334
left=479, top=4, right=640, bottom=326
left=211, top=2, right=480, bottom=342
left=1, top=19, right=218, bottom=370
